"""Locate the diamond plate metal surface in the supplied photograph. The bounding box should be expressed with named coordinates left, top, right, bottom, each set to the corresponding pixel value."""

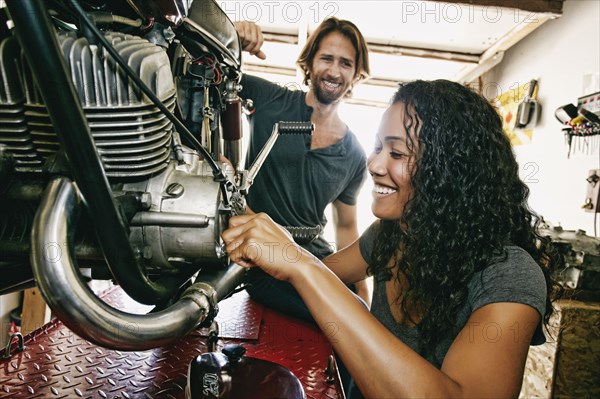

left=245, top=307, right=344, bottom=399
left=1, top=287, right=343, bottom=399
left=198, top=292, right=263, bottom=340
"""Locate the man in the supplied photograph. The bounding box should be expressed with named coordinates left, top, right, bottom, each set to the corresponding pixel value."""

left=235, top=17, right=371, bottom=318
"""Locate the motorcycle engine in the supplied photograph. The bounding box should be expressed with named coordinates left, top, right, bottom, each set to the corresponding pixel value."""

left=0, top=0, right=255, bottom=351
left=0, top=2, right=238, bottom=291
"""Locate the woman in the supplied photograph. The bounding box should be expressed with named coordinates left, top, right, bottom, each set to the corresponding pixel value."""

left=222, top=80, right=560, bottom=398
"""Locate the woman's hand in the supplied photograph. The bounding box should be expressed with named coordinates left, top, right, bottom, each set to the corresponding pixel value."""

left=222, top=213, right=312, bottom=281
left=234, top=21, right=266, bottom=60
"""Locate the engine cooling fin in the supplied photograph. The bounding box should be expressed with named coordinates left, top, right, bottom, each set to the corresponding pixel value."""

left=0, top=31, right=176, bottom=178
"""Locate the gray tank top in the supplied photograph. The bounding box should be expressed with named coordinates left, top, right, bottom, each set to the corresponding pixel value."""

left=358, top=222, right=547, bottom=367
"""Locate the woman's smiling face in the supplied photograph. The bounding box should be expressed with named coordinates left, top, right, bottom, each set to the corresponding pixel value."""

left=368, top=102, right=418, bottom=221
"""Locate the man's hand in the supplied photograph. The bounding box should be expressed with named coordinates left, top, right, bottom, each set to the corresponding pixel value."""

left=219, top=154, right=235, bottom=174
left=235, top=21, right=266, bottom=60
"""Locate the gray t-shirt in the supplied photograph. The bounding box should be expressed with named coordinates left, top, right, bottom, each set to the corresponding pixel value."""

left=358, top=222, right=547, bottom=366
left=240, top=74, right=367, bottom=258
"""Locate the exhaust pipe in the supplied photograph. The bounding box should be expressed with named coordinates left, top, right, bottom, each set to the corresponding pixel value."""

left=31, top=178, right=217, bottom=350
left=7, top=0, right=183, bottom=304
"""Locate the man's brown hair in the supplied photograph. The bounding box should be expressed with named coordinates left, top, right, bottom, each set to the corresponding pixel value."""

left=297, top=17, right=370, bottom=93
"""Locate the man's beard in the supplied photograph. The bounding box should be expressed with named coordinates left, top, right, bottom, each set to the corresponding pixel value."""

left=312, top=78, right=349, bottom=105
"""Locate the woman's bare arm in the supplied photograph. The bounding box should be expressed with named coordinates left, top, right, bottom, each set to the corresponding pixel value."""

left=223, top=213, right=538, bottom=398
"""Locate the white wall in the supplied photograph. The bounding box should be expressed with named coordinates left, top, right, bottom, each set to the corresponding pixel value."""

left=0, top=290, right=21, bottom=344
left=485, top=0, right=600, bottom=234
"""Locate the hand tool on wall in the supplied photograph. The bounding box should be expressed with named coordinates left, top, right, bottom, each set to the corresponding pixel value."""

left=515, top=79, right=541, bottom=129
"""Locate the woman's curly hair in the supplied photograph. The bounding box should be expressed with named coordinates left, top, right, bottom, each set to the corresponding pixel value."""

left=367, top=80, right=561, bottom=359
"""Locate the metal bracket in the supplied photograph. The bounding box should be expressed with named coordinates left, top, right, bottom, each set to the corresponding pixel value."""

left=186, top=282, right=219, bottom=328
left=2, top=332, right=26, bottom=360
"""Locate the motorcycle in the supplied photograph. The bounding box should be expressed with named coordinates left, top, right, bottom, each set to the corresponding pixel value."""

left=0, top=0, right=311, bottom=352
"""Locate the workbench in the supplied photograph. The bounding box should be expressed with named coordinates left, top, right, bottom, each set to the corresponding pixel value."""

left=1, top=287, right=343, bottom=398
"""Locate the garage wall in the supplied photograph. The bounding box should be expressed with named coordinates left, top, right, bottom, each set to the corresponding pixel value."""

left=484, top=0, right=600, bottom=234
left=0, top=290, right=20, bottom=346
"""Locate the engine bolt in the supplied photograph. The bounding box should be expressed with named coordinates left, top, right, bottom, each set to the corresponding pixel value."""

left=142, top=246, right=153, bottom=260
left=166, top=183, right=184, bottom=198
left=215, top=243, right=227, bottom=259
left=140, top=192, right=152, bottom=210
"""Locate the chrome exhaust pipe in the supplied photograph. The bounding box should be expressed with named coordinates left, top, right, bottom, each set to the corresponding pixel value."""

left=31, top=178, right=216, bottom=350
